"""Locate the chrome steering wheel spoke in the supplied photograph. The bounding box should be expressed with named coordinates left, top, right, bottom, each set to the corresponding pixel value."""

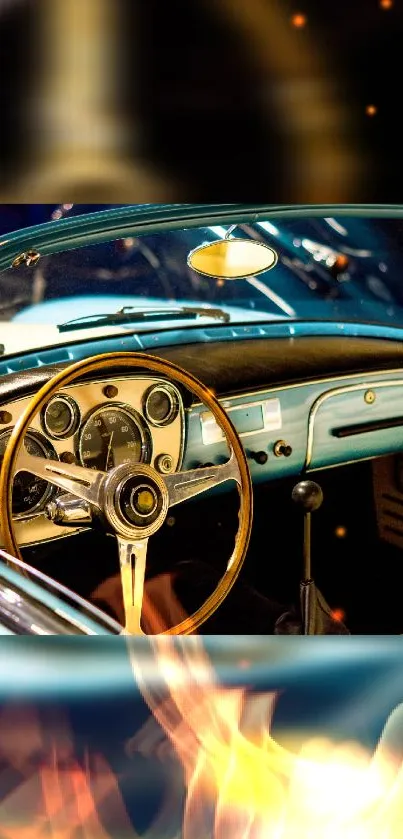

left=118, top=536, right=148, bottom=636
left=16, top=451, right=106, bottom=508
left=163, top=451, right=240, bottom=507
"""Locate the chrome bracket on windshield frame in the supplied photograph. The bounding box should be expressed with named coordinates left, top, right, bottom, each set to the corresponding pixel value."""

left=11, top=250, right=41, bottom=269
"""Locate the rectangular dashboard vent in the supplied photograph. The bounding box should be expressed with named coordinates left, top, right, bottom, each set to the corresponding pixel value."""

left=333, top=416, right=403, bottom=438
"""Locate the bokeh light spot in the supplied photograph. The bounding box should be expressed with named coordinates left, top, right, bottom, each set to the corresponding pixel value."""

left=335, top=526, right=347, bottom=539
left=331, top=609, right=346, bottom=623
left=291, top=13, right=307, bottom=28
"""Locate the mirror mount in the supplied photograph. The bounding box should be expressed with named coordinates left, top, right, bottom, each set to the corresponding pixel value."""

left=225, top=224, right=238, bottom=239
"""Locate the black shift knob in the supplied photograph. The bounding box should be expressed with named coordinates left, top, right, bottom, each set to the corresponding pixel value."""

left=292, top=480, right=323, bottom=513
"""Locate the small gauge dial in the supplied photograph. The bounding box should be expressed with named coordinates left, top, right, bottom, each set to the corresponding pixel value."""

left=0, top=429, right=57, bottom=517
left=144, top=385, right=179, bottom=427
left=42, top=394, right=80, bottom=439
left=79, top=404, right=151, bottom=471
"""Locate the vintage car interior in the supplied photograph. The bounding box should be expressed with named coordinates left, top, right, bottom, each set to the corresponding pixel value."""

left=2, top=204, right=403, bottom=635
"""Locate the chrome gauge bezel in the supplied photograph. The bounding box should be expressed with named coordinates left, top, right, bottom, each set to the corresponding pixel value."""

left=143, top=383, right=180, bottom=427
left=42, top=393, right=80, bottom=440
left=0, top=427, right=58, bottom=520
left=78, top=402, right=152, bottom=469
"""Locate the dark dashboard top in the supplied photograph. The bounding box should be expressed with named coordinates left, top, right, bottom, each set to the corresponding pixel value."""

left=152, top=335, right=403, bottom=395
left=1, top=335, right=403, bottom=402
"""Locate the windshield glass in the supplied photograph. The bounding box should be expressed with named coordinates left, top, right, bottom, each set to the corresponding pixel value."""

left=2, top=214, right=403, bottom=357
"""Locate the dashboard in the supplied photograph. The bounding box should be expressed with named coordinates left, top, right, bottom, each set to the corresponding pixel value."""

left=0, top=376, right=184, bottom=546
left=2, top=333, right=403, bottom=549
left=184, top=368, right=403, bottom=479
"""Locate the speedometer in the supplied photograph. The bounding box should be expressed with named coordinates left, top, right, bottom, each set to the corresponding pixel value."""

left=79, top=404, right=151, bottom=471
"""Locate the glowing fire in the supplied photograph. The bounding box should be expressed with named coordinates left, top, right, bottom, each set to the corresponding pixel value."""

left=129, top=637, right=403, bottom=838
left=0, top=703, right=135, bottom=838
left=2, top=635, right=403, bottom=837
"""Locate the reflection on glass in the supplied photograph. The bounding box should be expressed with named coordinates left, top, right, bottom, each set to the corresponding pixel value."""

left=188, top=239, right=278, bottom=279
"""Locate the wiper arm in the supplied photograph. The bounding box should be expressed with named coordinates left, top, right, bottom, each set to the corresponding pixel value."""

left=57, top=305, right=231, bottom=333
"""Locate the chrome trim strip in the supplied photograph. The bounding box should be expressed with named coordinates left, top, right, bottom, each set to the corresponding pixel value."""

left=0, top=578, right=78, bottom=635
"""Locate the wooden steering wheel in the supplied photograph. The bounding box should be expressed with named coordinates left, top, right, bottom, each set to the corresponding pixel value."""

left=0, top=353, right=253, bottom=634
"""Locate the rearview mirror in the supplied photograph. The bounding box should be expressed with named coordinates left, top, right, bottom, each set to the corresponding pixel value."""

left=187, top=238, right=278, bottom=279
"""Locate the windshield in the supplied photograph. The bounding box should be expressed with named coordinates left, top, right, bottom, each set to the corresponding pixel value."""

left=2, top=214, right=403, bottom=357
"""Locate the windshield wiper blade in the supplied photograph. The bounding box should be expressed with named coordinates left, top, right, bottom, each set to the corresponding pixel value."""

left=57, top=305, right=231, bottom=333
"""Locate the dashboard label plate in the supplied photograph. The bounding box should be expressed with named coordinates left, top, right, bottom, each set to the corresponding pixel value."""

left=201, top=398, right=282, bottom=445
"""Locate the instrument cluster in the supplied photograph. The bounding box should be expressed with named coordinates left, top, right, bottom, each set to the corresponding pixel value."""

left=0, top=376, right=185, bottom=546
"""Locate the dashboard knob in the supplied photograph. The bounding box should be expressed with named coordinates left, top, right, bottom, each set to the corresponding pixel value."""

left=273, top=440, right=293, bottom=458
left=249, top=450, right=268, bottom=465
left=155, top=453, right=174, bottom=474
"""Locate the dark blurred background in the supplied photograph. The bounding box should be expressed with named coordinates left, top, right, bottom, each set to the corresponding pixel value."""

left=0, top=0, right=401, bottom=206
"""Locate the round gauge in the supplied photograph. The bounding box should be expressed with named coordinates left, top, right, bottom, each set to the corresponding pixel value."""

left=144, top=385, right=179, bottom=427
left=79, top=404, right=151, bottom=471
left=0, top=429, right=57, bottom=518
left=42, top=394, right=80, bottom=439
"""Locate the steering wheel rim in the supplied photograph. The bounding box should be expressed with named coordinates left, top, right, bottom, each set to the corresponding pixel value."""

left=0, top=352, right=253, bottom=635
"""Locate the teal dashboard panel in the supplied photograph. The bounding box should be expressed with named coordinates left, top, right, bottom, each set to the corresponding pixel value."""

left=182, top=369, right=403, bottom=483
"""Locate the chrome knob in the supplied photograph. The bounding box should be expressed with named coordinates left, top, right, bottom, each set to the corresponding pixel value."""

left=155, top=453, right=174, bottom=474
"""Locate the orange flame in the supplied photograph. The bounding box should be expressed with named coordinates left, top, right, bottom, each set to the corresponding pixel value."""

left=0, top=703, right=136, bottom=838
left=0, top=576, right=189, bottom=838
left=2, top=574, right=403, bottom=839
left=128, top=636, right=403, bottom=838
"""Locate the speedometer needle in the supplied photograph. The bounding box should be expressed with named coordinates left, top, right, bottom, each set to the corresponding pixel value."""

left=105, top=432, right=114, bottom=470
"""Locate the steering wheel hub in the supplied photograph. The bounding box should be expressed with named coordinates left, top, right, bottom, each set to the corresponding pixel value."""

left=102, top=462, right=169, bottom=539
left=129, top=485, right=158, bottom=517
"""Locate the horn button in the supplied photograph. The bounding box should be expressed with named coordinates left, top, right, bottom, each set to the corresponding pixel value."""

left=120, top=478, right=162, bottom=526
left=103, top=463, right=169, bottom=539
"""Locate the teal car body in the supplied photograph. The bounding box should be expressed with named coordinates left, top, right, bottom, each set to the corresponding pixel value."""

left=2, top=203, right=403, bottom=635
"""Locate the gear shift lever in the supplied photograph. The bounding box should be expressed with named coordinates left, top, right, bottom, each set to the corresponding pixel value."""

left=292, top=481, right=323, bottom=583
left=286, top=481, right=349, bottom=635
left=292, top=480, right=324, bottom=634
